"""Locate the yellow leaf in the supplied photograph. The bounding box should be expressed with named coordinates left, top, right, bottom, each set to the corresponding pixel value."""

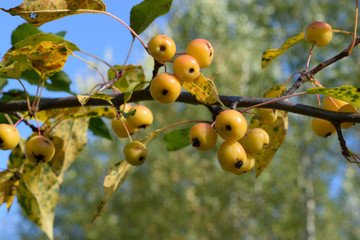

left=48, top=118, right=89, bottom=184
left=1, top=0, right=106, bottom=27
left=18, top=163, right=60, bottom=240
left=27, top=41, right=69, bottom=77
left=77, top=92, right=114, bottom=107
left=0, top=169, right=21, bottom=211
left=182, top=73, right=224, bottom=106
left=251, top=85, right=288, bottom=177
left=261, top=32, right=304, bottom=70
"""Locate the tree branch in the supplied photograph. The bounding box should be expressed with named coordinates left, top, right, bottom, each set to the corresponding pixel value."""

left=1, top=89, right=360, bottom=123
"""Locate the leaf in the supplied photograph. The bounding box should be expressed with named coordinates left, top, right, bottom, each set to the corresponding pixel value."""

left=306, top=86, right=360, bottom=108
left=14, top=32, right=80, bottom=51
left=89, top=117, right=112, bottom=140
left=1, top=0, right=106, bottom=27
left=20, top=70, right=73, bottom=94
left=93, top=122, right=174, bottom=222
left=27, top=41, right=69, bottom=77
left=0, top=78, right=8, bottom=90
left=163, top=128, right=191, bottom=151
left=11, top=23, right=42, bottom=46
left=0, top=62, right=22, bottom=79
left=261, top=32, right=304, bottom=70
left=108, top=65, right=146, bottom=93
left=77, top=92, right=114, bottom=107
left=0, top=169, right=21, bottom=211
left=48, top=118, right=90, bottom=184
left=130, top=0, right=173, bottom=35
left=253, top=85, right=288, bottom=177
left=91, top=160, right=131, bottom=223
left=17, top=163, right=59, bottom=240
left=182, top=73, right=224, bottom=106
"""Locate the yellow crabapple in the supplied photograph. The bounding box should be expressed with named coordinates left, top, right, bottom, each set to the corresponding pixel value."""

left=186, top=39, right=214, bottom=68
left=217, top=141, right=247, bottom=172
left=215, top=109, right=247, bottom=141
left=189, top=123, right=217, bottom=151
left=173, top=55, right=200, bottom=82
left=305, top=21, right=333, bottom=47
left=147, top=34, right=176, bottom=62
left=338, top=104, right=359, bottom=129
left=127, top=105, right=154, bottom=129
left=0, top=124, right=20, bottom=150
left=25, top=135, right=55, bottom=165
left=311, top=118, right=336, bottom=138
left=323, top=96, right=347, bottom=112
left=124, top=141, right=147, bottom=166
left=232, top=152, right=255, bottom=175
left=150, top=73, right=182, bottom=104
left=256, top=108, right=278, bottom=124
left=239, top=128, right=269, bottom=155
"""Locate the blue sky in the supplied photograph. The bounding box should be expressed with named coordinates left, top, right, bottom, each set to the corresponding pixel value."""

left=0, top=0, right=153, bottom=238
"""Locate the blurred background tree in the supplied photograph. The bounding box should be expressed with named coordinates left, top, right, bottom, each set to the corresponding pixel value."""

left=16, top=0, right=360, bottom=239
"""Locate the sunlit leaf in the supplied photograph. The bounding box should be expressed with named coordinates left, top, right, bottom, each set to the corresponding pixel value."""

left=91, top=160, right=131, bottom=223
left=251, top=85, right=288, bottom=177
left=163, top=128, right=191, bottom=151
left=77, top=92, right=114, bottom=107
left=15, top=33, right=79, bottom=51
left=0, top=62, right=22, bottom=79
left=130, top=0, right=173, bottom=35
left=307, top=86, right=360, bottom=108
left=17, top=162, right=59, bottom=240
left=1, top=0, right=106, bottom=27
left=48, top=118, right=89, bottom=184
left=182, top=73, right=224, bottom=106
left=27, top=41, right=69, bottom=77
left=93, top=122, right=178, bottom=222
left=261, top=32, right=304, bottom=70
left=0, top=169, right=21, bottom=211
left=108, top=65, right=146, bottom=93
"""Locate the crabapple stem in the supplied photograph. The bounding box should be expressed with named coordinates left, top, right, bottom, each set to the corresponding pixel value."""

left=349, top=0, right=359, bottom=55
left=71, top=53, right=107, bottom=85
left=305, top=44, right=315, bottom=72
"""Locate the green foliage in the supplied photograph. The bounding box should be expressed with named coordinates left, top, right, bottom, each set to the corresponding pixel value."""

left=130, top=0, right=173, bottom=35
left=163, top=128, right=191, bottom=151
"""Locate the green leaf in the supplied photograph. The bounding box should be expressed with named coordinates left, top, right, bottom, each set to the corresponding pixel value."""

left=108, top=65, right=146, bottom=93
left=89, top=117, right=112, bottom=140
left=1, top=0, right=106, bottom=27
left=130, top=0, right=173, bottom=35
left=261, top=32, right=304, bottom=70
left=11, top=23, right=42, bottom=46
left=306, top=86, right=360, bottom=108
left=163, top=128, right=191, bottom=151
left=21, top=70, right=73, bottom=94
left=0, top=78, right=8, bottom=90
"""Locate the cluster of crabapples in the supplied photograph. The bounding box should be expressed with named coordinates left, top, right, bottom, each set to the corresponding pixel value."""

left=109, top=34, right=271, bottom=174
left=0, top=124, right=55, bottom=165
left=189, top=110, right=270, bottom=175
